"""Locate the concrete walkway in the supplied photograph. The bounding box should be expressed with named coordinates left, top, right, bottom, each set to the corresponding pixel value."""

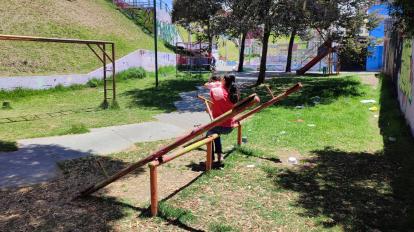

left=0, top=87, right=210, bottom=189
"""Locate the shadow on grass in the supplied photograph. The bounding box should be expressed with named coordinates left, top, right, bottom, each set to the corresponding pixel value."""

left=243, top=76, right=364, bottom=108
left=0, top=149, right=146, bottom=231
left=264, top=76, right=414, bottom=231
left=124, top=75, right=206, bottom=112
left=235, top=146, right=281, bottom=163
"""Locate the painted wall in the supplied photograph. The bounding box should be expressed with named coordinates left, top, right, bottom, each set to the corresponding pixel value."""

left=397, top=39, right=414, bottom=134
left=384, top=32, right=414, bottom=135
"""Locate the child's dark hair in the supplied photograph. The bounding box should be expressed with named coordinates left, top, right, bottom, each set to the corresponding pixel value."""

left=224, top=75, right=239, bottom=104
left=210, top=75, right=221, bottom=82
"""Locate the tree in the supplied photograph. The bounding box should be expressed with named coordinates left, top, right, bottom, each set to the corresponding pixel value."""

left=389, top=0, right=414, bottom=35
left=256, top=0, right=286, bottom=85
left=278, top=0, right=310, bottom=73
left=172, top=0, right=223, bottom=54
left=221, top=0, right=260, bottom=72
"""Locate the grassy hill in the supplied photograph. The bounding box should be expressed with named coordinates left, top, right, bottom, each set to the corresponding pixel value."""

left=0, top=0, right=170, bottom=76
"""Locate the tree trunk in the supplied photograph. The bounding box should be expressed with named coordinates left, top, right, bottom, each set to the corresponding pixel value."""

left=207, top=21, right=213, bottom=57
left=285, top=29, right=297, bottom=73
left=257, top=26, right=271, bottom=85
left=237, top=32, right=247, bottom=72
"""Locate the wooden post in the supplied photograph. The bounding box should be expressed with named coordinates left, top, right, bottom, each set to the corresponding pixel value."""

left=150, top=164, right=158, bottom=217
left=206, top=141, right=213, bottom=171
left=103, top=43, right=107, bottom=106
left=111, top=43, right=116, bottom=101
left=237, top=124, right=242, bottom=146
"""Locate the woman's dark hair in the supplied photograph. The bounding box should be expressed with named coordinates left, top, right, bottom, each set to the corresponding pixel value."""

left=210, top=75, right=221, bottom=82
left=224, top=75, right=239, bottom=104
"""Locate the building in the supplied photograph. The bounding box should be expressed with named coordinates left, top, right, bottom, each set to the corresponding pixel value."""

left=366, top=3, right=390, bottom=71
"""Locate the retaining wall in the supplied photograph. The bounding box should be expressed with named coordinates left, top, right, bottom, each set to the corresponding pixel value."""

left=0, top=49, right=176, bottom=90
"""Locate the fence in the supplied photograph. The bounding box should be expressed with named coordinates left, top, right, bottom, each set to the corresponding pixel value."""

left=383, top=30, right=414, bottom=135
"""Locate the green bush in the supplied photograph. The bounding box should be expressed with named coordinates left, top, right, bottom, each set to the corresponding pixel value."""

left=86, top=79, right=101, bottom=88
left=117, top=67, right=147, bottom=81
left=0, top=141, right=18, bottom=152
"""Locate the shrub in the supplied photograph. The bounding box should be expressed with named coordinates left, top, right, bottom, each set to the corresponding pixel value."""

left=117, top=67, right=147, bottom=81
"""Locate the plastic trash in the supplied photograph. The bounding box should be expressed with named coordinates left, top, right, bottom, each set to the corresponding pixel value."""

left=311, top=96, right=321, bottom=104
left=360, top=99, right=376, bottom=104
left=388, top=137, right=397, bottom=142
left=295, top=105, right=305, bottom=109
left=307, top=124, right=316, bottom=127
left=246, top=164, right=255, bottom=168
left=288, top=157, right=298, bottom=165
left=369, top=106, right=378, bottom=112
left=242, top=137, right=248, bottom=143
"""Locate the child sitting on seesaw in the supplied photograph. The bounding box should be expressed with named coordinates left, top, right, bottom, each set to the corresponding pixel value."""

left=205, top=75, right=240, bottom=167
left=204, top=75, right=222, bottom=89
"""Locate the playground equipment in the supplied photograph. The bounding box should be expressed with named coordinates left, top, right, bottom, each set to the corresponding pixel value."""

left=296, top=40, right=339, bottom=75
left=176, top=42, right=216, bottom=73
left=77, top=83, right=302, bottom=217
left=0, top=34, right=116, bottom=107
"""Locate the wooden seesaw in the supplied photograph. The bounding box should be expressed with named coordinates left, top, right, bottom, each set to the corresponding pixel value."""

left=75, top=83, right=302, bottom=216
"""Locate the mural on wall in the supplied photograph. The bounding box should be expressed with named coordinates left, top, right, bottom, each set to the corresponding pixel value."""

left=398, top=39, right=414, bottom=104
left=157, top=21, right=180, bottom=45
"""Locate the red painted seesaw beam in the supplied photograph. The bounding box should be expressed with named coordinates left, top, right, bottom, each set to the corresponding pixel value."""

left=77, top=94, right=260, bottom=197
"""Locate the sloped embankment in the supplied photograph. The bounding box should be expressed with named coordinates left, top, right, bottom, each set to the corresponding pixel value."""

left=0, top=0, right=169, bottom=76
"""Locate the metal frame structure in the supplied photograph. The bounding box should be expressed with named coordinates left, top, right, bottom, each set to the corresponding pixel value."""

left=0, top=34, right=116, bottom=107
left=176, top=41, right=215, bottom=75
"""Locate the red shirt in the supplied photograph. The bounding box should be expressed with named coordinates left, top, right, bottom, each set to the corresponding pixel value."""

left=210, top=86, right=235, bottom=127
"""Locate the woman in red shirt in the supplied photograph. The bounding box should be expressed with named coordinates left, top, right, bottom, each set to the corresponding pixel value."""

left=206, top=75, right=239, bottom=166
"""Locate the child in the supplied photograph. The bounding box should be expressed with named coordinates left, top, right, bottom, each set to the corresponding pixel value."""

left=204, top=75, right=222, bottom=90
left=206, top=75, right=239, bottom=166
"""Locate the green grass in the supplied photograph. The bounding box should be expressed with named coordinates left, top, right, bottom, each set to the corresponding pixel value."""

left=0, top=0, right=170, bottom=76
left=127, top=74, right=411, bottom=231
left=209, top=222, right=237, bottom=232
left=0, top=68, right=208, bottom=141
left=61, top=124, right=90, bottom=135
left=2, top=74, right=414, bottom=231
left=158, top=202, right=196, bottom=224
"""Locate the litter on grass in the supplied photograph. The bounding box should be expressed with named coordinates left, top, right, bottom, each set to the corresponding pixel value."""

left=246, top=164, right=255, bottom=168
left=388, top=137, right=397, bottom=142
left=369, top=106, right=378, bottom=112
left=311, top=96, right=321, bottom=105
left=295, top=105, right=305, bottom=109
left=307, top=124, right=316, bottom=127
left=288, top=157, right=298, bottom=165
left=361, top=99, right=377, bottom=104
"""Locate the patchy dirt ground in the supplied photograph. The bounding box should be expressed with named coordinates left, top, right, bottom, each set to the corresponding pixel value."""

left=359, top=74, right=379, bottom=88
left=0, top=140, right=210, bottom=232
